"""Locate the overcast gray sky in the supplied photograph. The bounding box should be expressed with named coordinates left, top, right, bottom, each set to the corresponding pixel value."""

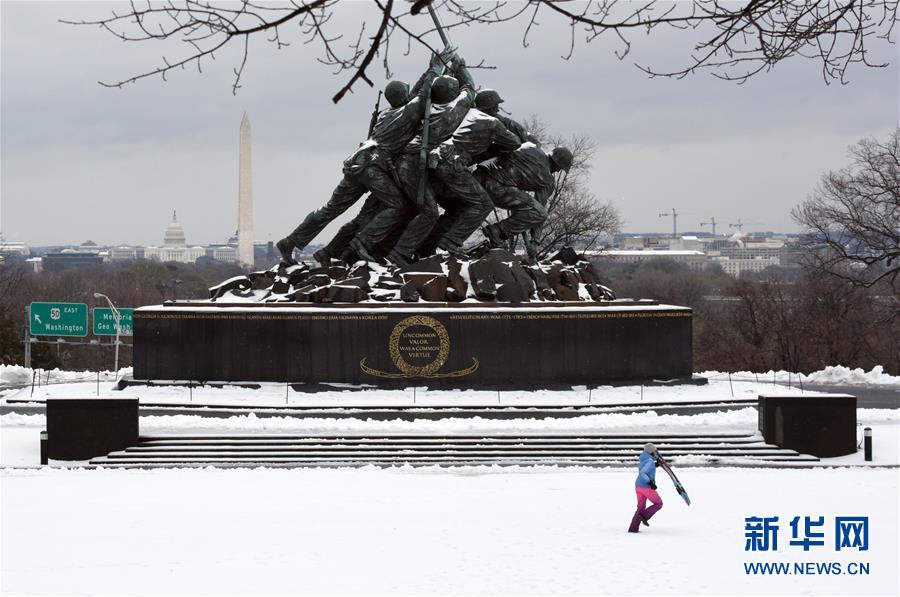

left=1, top=1, right=897, bottom=247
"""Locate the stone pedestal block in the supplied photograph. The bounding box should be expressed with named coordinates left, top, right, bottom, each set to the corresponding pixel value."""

left=758, top=394, right=857, bottom=457
left=46, top=398, right=139, bottom=461
left=134, top=303, right=693, bottom=389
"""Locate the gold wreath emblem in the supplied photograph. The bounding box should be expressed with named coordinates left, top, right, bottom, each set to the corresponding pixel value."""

left=360, top=315, right=479, bottom=379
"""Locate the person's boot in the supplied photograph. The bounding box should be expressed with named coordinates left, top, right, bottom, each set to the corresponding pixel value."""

left=640, top=513, right=649, bottom=527
left=628, top=512, right=642, bottom=533
left=482, top=224, right=506, bottom=248
left=349, top=238, right=379, bottom=263
left=312, top=248, right=331, bottom=267
left=276, top=238, right=297, bottom=265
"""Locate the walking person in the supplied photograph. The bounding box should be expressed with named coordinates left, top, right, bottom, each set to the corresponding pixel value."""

left=628, top=443, right=664, bottom=533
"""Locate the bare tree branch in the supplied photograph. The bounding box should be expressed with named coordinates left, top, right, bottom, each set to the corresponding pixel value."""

left=792, top=128, right=900, bottom=292
left=63, top=1, right=897, bottom=101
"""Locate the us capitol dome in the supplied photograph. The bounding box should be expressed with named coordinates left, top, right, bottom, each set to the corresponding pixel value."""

left=163, top=211, right=187, bottom=246
left=144, top=211, right=205, bottom=263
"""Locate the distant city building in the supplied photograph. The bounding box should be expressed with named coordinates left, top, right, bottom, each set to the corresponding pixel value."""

left=590, top=249, right=708, bottom=272
left=25, top=257, right=42, bottom=273
left=0, top=241, right=31, bottom=257
left=604, top=232, right=793, bottom=277
left=207, top=245, right=238, bottom=262
left=668, top=235, right=702, bottom=251
left=144, top=211, right=205, bottom=264
left=42, top=250, right=104, bottom=272
left=710, top=256, right=781, bottom=276
left=109, top=246, right=139, bottom=261
left=78, top=240, right=101, bottom=254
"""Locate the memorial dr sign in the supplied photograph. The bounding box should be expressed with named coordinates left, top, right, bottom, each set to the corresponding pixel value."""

left=93, top=308, right=134, bottom=336
left=29, top=302, right=88, bottom=337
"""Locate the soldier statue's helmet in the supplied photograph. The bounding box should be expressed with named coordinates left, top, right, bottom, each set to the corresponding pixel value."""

left=549, top=146, right=574, bottom=172
left=475, top=89, right=504, bottom=113
left=384, top=80, right=410, bottom=108
left=431, top=75, right=460, bottom=104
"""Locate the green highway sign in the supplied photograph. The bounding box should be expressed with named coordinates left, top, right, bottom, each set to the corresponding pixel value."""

left=93, top=308, right=134, bottom=336
left=29, top=302, right=88, bottom=337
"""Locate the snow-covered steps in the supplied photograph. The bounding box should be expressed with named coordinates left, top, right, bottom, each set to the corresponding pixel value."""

left=89, top=433, right=819, bottom=468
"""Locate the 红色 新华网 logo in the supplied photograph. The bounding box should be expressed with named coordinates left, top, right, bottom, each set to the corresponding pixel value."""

left=360, top=315, right=478, bottom=379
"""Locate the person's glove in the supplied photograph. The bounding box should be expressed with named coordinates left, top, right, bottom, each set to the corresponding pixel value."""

left=649, top=481, right=657, bottom=490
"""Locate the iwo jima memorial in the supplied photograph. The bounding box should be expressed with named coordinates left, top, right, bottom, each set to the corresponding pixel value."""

left=132, top=6, right=693, bottom=389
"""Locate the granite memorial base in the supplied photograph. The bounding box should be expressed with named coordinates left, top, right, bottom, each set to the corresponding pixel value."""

left=758, top=394, right=857, bottom=457
left=46, top=398, right=139, bottom=461
left=133, top=302, right=694, bottom=389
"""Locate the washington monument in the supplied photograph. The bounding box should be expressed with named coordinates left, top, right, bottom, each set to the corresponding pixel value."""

left=238, top=112, right=254, bottom=268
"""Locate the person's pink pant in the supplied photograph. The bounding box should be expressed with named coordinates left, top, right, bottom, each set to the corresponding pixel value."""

left=628, top=486, right=663, bottom=532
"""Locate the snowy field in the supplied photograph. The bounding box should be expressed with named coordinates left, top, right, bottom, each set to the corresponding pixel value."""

left=2, top=466, right=898, bottom=596
left=2, top=364, right=899, bottom=595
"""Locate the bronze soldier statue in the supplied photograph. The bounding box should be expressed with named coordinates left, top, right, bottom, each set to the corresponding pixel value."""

left=474, top=89, right=534, bottom=144
left=275, top=50, right=451, bottom=264
left=480, top=143, right=573, bottom=260
left=421, top=90, right=524, bottom=257
left=349, top=57, right=476, bottom=267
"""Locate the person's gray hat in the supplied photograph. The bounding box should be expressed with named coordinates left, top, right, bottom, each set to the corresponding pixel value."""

left=644, top=443, right=658, bottom=454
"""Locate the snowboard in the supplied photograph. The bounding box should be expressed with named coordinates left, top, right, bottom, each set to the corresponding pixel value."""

left=657, top=454, right=691, bottom=506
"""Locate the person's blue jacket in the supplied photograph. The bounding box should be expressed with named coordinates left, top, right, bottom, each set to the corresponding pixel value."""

left=635, top=450, right=658, bottom=488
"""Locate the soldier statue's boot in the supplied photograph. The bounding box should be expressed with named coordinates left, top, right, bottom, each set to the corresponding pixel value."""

left=312, top=248, right=331, bottom=267
left=386, top=249, right=413, bottom=268
left=436, top=240, right=467, bottom=261
left=482, top=224, right=507, bottom=249
left=339, top=247, right=361, bottom=265
left=276, top=238, right=298, bottom=265
left=524, top=239, right=541, bottom=264
left=465, top=240, right=492, bottom=259
left=349, top=238, right=379, bottom=264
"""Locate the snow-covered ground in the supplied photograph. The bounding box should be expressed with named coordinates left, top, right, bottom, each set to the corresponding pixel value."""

left=2, top=365, right=898, bottom=595
left=1, top=465, right=897, bottom=596
left=3, top=364, right=897, bottom=410
left=701, top=366, right=900, bottom=387
left=0, top=375, right=822, bottom=409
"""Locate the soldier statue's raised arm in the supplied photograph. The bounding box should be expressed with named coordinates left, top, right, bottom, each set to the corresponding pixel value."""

left=275, top=49, right=451, bottom=265
left=479, top=143, right=573, bottom=261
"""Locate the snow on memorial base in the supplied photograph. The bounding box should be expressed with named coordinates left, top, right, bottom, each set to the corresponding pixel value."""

left=132, top=301, right=694, bottom=387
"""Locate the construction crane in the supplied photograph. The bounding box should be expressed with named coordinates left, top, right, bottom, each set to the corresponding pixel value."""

left=729, top=218, right=762, bottom=233
left=700, top=217, right=718, bottom=237
left=658, top=208, right=679, bottom=237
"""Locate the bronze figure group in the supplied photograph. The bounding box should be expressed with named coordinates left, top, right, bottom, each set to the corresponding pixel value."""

left=277, top=46, right=572, bottom=268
